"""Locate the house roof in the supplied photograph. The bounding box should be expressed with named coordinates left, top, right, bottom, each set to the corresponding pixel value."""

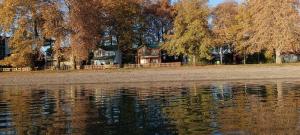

left=141, top=56, right=160, bottom=59
left=0, top=36, right=10, bottom=39
left=92, top=56, right=115, bottom=60
left=98, top=45, right=118, bottom=51
left=137, top=45, right=160, bottom=50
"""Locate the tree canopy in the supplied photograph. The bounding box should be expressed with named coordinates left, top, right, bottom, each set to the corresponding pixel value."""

left=1, top=0, right=300, bottom=67
left=246, top=0, right=300, bottom=64
left=162, top=0, right=212, bottom=65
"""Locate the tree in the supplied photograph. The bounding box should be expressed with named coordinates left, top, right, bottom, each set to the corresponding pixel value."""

left=0, top=0, right=45, bottom=67
left=144, top=0, right=174, bottom=44
left=234, top=3, right=252, bottom=64
left=0, top=0, right=68, bottom=67
left=66, top=0, right=104, bottom=68
left=212, top=1, right=239, bottom=64
left=162, top=0, right=212, bottom=65
left=41, top=1, right=68, bottom=69
left=102, top=0, right=144, bottom=65
left=246, top=0, right=300, bottom=64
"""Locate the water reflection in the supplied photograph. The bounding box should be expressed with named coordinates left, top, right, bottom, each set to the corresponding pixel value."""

left=0, top=81, right=300, bottom=135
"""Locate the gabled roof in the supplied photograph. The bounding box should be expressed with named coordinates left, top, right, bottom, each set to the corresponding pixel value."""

left=92, top=56, right=115, bottom=60
left=137, top=44, right=160, bottom=50
left=98, top=45, right=118, bottom=51
left=0, top=36, right=9, bottom=40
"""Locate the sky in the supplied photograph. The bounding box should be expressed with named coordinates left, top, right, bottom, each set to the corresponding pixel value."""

left=209, top=0, right=225, bottom=7
left=171, top=0, right=243, bottom=7
left=208, top=0, right=243, bottom=7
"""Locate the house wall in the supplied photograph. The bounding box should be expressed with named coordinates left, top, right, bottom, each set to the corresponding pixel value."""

left=92, top=48, right=118, bottom=65
left=283, top=54, right=300, bottom=63
left=115, top=49, right=121, bottom=64
left=93, top=59, right=114, bottom=65
left=140, top=58, right=160, bottom=64
left=140, top=59, right=148, bottom=64
left=137, top=46, right=161, bottom=64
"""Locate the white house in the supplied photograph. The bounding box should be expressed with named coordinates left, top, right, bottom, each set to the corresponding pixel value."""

left=91, top=48, right=118, bottom=65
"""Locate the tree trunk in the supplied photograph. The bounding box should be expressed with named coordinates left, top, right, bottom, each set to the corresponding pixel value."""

left=116, top=49, right=122, bottom=67
left=243, top=46, right=246, bottom=64
left=57, top=58, right=61, bottom=70
left=74, top=58, right=77, bottom=70
left=257, top=52, right=260, bottom=64
left=192, top=55, right=196, bottom=66
left=219, top=47, right=223, bottom=64
left=275, top=49, right=282, bottom=64
left=70, top=55, right=76, bottom=70
left=233, top=54, right=236, bottom=64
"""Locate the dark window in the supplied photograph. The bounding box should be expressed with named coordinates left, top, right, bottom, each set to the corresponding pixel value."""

left=0, top=39, right=5, bottom=60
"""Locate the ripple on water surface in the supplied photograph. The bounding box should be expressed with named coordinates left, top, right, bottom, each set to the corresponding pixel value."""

left=0, top=81, right=300, bottom=135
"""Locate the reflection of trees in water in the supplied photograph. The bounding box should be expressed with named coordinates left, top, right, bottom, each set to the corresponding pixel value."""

left=0, top=93, right=16, bottom=135
left=0, top=85, right=177, bottom=135
left=163, top=85, right=220, bottom=135
left=0, top=87, right=58, bottom=135
left=0, top=85, right=90, bottom=135
left=211, top=82, right=233, bottom=101
left=0, top=81, right=300, bottom=135
left=162, top=82, right=300, bottom=135
left=85, top=88, right=176, bottom=135
left=216, top=81, right=300, bottom=134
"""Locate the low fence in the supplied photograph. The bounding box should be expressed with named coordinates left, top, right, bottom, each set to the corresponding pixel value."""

left=83, top=64, right=120, bottom=70
left=0, top=63, right=182, bottom=72
left=83, top=62, right=181, bottom=70
left=0, top=67, right=32, bottom=72
left=124, top=62, right=182, bottom=69
left=60, top=65, right=72, bottom=71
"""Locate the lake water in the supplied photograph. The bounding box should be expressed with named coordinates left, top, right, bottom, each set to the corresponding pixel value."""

left=0, top=80, right=300, bottom=135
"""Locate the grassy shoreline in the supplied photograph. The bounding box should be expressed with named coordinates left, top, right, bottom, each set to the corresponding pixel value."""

left=1, top=64, right=300, bottom=86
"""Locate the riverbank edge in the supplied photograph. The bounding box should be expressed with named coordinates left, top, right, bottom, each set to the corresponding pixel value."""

left=1, top=64, right=300, bottom=86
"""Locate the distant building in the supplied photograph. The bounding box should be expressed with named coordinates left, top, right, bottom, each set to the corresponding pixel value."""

left=91, top=45, right=120, bottom=65
left=0, top=37, right=10, bottom=60
left=51, top=47, right=74, bottom=69
left=91, top=48, right=117, bottom=65
left=136, top=45, right=161, bottom=64
left=283, top=54, right=300, bottom=63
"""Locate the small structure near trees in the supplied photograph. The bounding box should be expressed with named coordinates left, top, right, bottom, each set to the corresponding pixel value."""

left=136, top=45, right=161, bottom=64
left=52, top=47, right=73, bottom=70
left=91, top=48, right=117, bottom=65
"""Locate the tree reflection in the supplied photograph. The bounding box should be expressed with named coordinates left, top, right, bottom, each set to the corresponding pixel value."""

left=0, top=81, right=300, bottom=135
left=85, top=88, right=176, bottom=135
left=163, top=85, right=219, bottom=135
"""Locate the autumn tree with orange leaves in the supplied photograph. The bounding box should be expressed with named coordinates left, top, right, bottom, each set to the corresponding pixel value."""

left=212, top=1, right=240, bottom=64
left=1, top=0, right=300, bottom=67
left=66, top=0, right=104, bottom=68
left=245, top=0, right=300, bottom=64
left=0, top=0, right=66, bottom=67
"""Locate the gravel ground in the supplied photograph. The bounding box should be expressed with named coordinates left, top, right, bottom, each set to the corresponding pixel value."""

left=1, top=64, right=300, bottom=86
